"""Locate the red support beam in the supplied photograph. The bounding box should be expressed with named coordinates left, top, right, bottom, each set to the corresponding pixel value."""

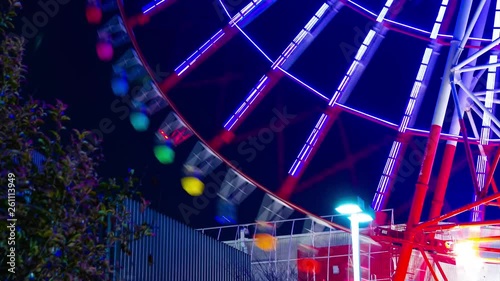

left=430, top=143, right=457, bottom=219
left=276, top=107, right=342, bottom=200
left=479, top=246, right=500, bottom=253
left=159, top=25, right=240, bottom=93
left=419, top=249, right=440, bottom=281
left=371, top=234, right=451, bottom=255
left=277, top=93, right=285, bottom=182
left=482, top=146, right=500, bottom=198
left=458, top=118, right=481, bottom=196
left=416, top=193, right=500, bottom=231
left=492, top=179, right=500, bottom=194
left=338, top=119, right=358, bottom=186
left=179, top=72, right=243, bottom=88
left=422, top=220, right=500, bottom=231
left=128, top=0, right=179, bottom=29
left=488, top=201, right=500, bottom=207
left=230, top=109, right=318, bottom=144
left=294, top=137, right=390, bottom=192
left=432, top=255, right=449, bottom=281
left=394, top=125, right=443, bottom=281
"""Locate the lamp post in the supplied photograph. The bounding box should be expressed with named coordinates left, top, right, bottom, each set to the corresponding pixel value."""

left=335, top=198, right=373, bottom=281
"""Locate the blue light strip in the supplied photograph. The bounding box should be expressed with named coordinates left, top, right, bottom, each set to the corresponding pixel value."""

left=289, top=0, right=395, bottom=176
left=142, top=0, right=167, bottom=14
left=372, top=0, right=450, bottom=211
left=172, top=0, right=267, bottom=76
left=223, top=2, right=335, bottom=131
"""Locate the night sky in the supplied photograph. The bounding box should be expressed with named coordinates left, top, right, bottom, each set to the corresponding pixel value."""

left=18, top=0, right=500, bottom=230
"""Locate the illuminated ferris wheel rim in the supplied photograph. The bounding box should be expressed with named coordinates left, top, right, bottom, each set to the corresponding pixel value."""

left=116, top=0, right=358, bottom=234
left=114, top=0, right=500, bottom=219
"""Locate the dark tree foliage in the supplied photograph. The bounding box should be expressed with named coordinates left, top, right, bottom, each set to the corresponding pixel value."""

left=0, top=1, right=152, bottom=280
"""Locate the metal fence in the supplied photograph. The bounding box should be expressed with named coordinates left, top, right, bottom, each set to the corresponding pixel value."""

left=198, top=211, right=394, bottom=281
left=198, top=211, right=500, bottom=281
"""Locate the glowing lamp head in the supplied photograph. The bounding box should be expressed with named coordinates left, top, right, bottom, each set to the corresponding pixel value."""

left=181, top=176, right=204, bottom=196
left=335, top=203, right=363, bottom=215
left=130, top=112, right=150, bottom=132
left=153, top=145, right=175, bottom=164
left=96, top=41, right=113, bottom=61
left=111, top=77, right=129, bottom=96
left=85, top=5, right=102, bottom=24
left=254, top=233, right=276, bottom=252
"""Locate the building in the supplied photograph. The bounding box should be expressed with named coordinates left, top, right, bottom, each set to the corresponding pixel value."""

left=113, top=200, right=251, bottom=281
left=199, top=213, right=500, bottom=281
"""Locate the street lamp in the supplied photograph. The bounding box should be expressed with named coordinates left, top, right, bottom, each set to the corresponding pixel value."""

left=335, top=197, right=373, bottom=281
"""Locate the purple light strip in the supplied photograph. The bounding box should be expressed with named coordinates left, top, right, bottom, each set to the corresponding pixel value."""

left=228, top=0, right=263, bottom=27
left=288, top=0, right=395, bottom=177
left=142, top=0, right=166, bottom=14
left=347, top=0, right=492, bottom=43
left=224, top=76, right=271, bottom=131
left=218, top=0, right=274, bottom=62
left=174, top=29, right=225, bottom=76
left=223, top=3, right=333, bottom=131
left=278, top=68, right=329, bottom=100
left=372, top=0, right=450, bottom=211
left=173, top=0, right=265, bottom=76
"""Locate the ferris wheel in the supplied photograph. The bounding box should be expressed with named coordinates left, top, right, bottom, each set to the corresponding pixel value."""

left=86, top=0, right=500, bottom=280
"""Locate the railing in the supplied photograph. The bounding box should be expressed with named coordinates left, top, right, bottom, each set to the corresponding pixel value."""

left=198, top=210, right=395, bottom=281
left=197, top=209, right=395, bottom=241
left=197, top=212, right=500, bottom=281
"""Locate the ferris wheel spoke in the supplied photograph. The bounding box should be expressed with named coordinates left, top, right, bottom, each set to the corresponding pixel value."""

left=158, top=0, right=275, bottom=93
left=230, top=109, right=318, bottom=143
left=372, top=0, right=452, bottom=214
left=142, top=0, right=178, bottom=18
left=276, top=0, right=397, bottom=201
left=338, top=119, right=358, bottom=185
left=210, top=1, right=344, bottom=150
left=295, top=137, right=389, bottom=193
left=470, top=1, right=500, bottom=221
left=122, top=0, right=180, bottom=29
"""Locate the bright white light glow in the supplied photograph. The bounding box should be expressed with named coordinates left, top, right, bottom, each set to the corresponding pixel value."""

left=351, top=215, right=361, bottom=281
left=335, top=203, right=362, bottom=214
left=349, top=212, right=374, bottom=223
left=454, top=241, right=484, bottom=281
